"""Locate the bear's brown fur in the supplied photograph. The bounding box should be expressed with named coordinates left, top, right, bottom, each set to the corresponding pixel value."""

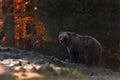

left=58, top=32, right=102, bottom=66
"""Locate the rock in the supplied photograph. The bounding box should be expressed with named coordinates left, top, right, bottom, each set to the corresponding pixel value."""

left=19, top=59, right=30, bottom=66
left=36, top=63, right=62, bottom=75
left=33, top=59, right=47, bottom=64
left=0, top=59, right=21, bottom=67
left=0, top=59, right=14, bottom=65
left=23, top=64, right=36, bottom=72
left=35, top=65, right=41, bottom=70
left=37, top=63, right=53, bottom=74
left=14, top=66, right=25, bottom=72
left=0, top=46, right=12, bottom=51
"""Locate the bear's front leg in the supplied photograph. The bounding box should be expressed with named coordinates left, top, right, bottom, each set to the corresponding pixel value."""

left=66, top=47, right=74, bottom=62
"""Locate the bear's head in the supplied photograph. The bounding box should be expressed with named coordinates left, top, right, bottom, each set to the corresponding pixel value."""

left=58, top=32, right=75, bottom=47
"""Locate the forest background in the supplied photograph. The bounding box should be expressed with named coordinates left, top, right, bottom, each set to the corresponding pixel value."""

left=0, top=0, right=120, bottom=71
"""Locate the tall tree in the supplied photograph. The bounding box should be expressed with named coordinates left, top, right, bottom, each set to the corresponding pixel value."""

left=1, top=0, right=14, bottom=46
left=0, top=0, right=5, bottom=41
left=119, top=0, right=120, bottom=48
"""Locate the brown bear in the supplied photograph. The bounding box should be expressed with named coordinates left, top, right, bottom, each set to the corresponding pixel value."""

left=58, top=32, right=102, bottom=66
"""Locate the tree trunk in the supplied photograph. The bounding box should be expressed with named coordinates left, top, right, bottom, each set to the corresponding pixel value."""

left=0, top=0, right=5, bottom=41
left=118, top=0, right=120, bottom=50
left=1, top=0, right=14, bottom=47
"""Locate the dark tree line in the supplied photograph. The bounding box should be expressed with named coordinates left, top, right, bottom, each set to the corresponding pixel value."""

left=1, top=0, right=119, bottom=49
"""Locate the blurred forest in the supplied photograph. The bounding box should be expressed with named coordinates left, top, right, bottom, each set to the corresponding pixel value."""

left=0, top=0, right=120, bottom=70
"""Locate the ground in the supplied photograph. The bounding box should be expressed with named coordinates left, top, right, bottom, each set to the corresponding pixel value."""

left=0, top=46, right=120, bottom=80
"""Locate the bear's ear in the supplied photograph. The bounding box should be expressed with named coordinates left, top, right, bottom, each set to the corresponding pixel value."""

left=67, top=32, right=76, bottom=36
left=67, top=32, right=72, bottom=36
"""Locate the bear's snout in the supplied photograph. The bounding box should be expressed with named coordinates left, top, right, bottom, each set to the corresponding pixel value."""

left=59, top=35, right=69, bottom=45
left=59, top=36, right=64, bottom=41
